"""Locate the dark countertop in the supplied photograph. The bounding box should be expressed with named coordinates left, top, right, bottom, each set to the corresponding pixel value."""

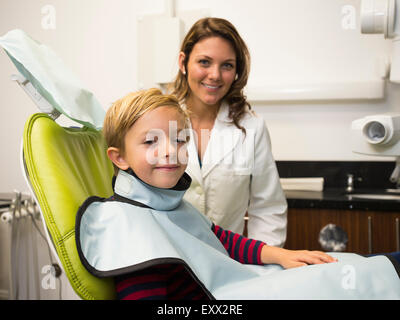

left=285, top=188, right=400, bottom=212
left=0, top=200, right=12, bottom=209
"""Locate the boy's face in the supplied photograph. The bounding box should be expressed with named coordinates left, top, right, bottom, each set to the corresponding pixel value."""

left=109, top=106, right=188, bottom=189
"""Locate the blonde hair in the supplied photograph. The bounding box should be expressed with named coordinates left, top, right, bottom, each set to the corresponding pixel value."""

left=103, top=88, right=187, bottom=172
left=169, top=17, right=251, bottom=132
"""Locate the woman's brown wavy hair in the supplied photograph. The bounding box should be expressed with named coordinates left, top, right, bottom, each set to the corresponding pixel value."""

left=169, top=17, right=251, bottom=132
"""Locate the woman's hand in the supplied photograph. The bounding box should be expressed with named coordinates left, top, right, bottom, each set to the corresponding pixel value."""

left=261, top=245, right=338, bottom=269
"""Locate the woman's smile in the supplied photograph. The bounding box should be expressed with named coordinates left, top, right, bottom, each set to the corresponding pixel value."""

left=201, top=82, right=222, bottom=91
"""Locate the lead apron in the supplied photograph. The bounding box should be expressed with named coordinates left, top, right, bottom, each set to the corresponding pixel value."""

left=76, top=170, right=400, bottom=299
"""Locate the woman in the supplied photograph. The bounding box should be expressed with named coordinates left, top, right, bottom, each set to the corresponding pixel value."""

left=170, top=17, right=287, bottom=247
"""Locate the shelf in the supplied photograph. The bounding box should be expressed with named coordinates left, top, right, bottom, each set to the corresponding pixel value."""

left=245, top=80, right=385, bottom=102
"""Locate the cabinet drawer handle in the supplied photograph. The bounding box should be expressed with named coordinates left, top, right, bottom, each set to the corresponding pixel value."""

left=368, top=216, right=372, bottom=254
left=396, top=218, right=400, bottom=252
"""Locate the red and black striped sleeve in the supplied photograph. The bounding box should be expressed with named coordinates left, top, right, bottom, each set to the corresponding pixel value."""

left=114, top=265, right=168, bottom=300
left=212, top=224, right=266, bottom=265
left=114, top=264, right=209, bottom=300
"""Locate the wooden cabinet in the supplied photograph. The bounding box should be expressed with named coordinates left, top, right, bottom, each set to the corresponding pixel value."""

left=284, top=208, right=400, bottom=255
left=370, top=211, right=400, bottom=253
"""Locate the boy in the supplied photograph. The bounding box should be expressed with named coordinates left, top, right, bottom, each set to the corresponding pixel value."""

left=76, top=89, right=400, bottom=300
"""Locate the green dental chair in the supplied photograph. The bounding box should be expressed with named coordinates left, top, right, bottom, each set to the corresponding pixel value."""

left=22, top=113, right=116, bottom=300
left=2, top=29, right=116, bottom=299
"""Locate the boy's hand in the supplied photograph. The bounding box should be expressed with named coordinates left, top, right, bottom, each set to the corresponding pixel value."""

left=261, top=245, right=338, bottom=269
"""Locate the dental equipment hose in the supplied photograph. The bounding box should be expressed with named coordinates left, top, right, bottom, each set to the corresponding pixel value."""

left=2, top=192, right=61, bottom=299
left=9, top=191, right=21, bottom=300
left=390, top=157, right=400, bottom=186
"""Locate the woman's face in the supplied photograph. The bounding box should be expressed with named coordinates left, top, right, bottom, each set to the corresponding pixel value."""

left=181, top=36, right=237, bottom=109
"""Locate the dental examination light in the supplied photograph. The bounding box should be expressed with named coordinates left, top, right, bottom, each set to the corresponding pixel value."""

left=352, top=114, right=400, bottom=185
left=351, top=1, right=400, bottom=186
left=352, top=113, right=400, bottom=156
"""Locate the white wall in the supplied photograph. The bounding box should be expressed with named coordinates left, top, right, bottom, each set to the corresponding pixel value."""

left=0, top=0, right=398, bottom=298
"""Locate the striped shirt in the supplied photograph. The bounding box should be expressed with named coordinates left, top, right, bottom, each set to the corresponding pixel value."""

left=114, top=224, right=266, bottom=300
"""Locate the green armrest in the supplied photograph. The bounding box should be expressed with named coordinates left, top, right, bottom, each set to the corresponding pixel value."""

left=23, top=113, right=115, bottom=300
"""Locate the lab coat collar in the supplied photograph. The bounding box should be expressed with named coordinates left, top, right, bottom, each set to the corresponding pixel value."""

left=201, top=102, right=241, bottom=178
left=183, top=101, right=241, bottom=180
left=186, top=122, right=204, bottom=187
left=215, top=100, right=232, bottom=123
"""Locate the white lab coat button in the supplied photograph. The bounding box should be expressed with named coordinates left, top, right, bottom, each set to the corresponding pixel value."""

left=195, top=186, right=202, bottom=194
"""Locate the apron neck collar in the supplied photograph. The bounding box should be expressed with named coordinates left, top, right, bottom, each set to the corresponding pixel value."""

left=113, top=169, right=191, bottom=211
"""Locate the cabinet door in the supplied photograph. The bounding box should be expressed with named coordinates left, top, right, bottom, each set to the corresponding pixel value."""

left=370, top=211, right=400, bottom=254
left=285, top=208, right=370, bottom=254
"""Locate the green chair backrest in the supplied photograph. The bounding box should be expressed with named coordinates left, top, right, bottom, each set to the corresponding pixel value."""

left=23, top=113, right=116, bottom=300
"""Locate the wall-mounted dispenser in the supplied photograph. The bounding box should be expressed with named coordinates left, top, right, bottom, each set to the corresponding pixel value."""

left=153, top=16, right=183, bottom=85
left=137, top=0, right=209, bottom=90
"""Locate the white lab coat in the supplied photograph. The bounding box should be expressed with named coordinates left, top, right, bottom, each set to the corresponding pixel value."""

left=183, top=102, right=288, bottom=247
